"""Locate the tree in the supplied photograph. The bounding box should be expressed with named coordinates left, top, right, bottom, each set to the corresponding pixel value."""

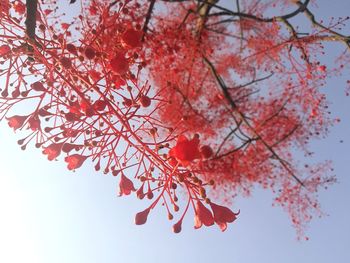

left=0, top=0, right=348, bottom=238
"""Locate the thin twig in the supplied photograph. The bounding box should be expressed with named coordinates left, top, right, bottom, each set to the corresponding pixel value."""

left=203, top=56, right=305, bottom=186
left=142, top=0, right=157, bottom=41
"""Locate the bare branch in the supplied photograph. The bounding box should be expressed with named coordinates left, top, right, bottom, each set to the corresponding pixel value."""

left=142, top=0, right=157, bottom=41
left=25, top=0, right=37, bottom=40
left=203, top=56, right=305, bottom=186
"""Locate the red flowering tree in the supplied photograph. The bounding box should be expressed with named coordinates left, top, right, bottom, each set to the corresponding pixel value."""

left=0, top=0, right=348, bottom=237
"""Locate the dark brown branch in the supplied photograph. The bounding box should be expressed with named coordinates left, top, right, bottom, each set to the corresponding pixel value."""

left=25, top=0, right=37, bottom=40
left=203, top=56, right=305, bottom=186
left=259, top=99, right=289, bottom=128
left=204, top=26, right=244, bottom=40
left=158, top=0, right=189, bottom=2
left=109, top=1, right=118, bottom=8
left=196, top=0, right=218, bottom=33
left=205, top=0, right=311, bottom=22
left=171, top=84, right=208, bottom=121
left=227, top=73, right=274, bottom=89
left=300, top=4, right=350, bottom=49
left=142, top=0, right=156, bottom=41
left=202, top=0, right=349, bottom=50
left=214, top=137, right=257, bottom=159
left=178, top=9, right=195, bottom=29
left=271, top=124, right=300, bottom=148
left=214, top=121, right=242, bottom=157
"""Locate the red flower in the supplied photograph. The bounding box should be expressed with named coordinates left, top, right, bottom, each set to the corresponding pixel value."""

left=113, top=76, right=126, bottom=88
left=93, top=100, right=107, bottom=111
left=0, top=1, right=10, bottom=15
left=28, top=115, right=41, bottom=131
left=6, top=115, right=28, bottom=131
left=60, top=57, right=72, bottom=69
left=136, top=184, right=145, bottom=199
left=31, top=81, right=46, bottom=92
left=13, top=1, right=25, bottom=15
left=135, top=207, right=151, bottom=225
left=168, top=156, right=178, bottom=167
left=84, top=46, right=96, bottom=60
left=66, top=43, right=77, bottom=55
left=79, top=100, right=94, bottom=116
left=89, top=4, right=98, bottom=15
left=62, top=143, right=81, bottom=153
left=173, top=219, right=182, bottom=233
left=139, top=95, right=151, bottom=107
left=209, top=202, right=239, bottom=231
left=88, top=70, right=101, bottom=82
left=194, top=201, right=214, bottom=229
left=64, top=154, right=88, bottom=170
left=200, top=145, right=213, bottom=159
left=110, top=53, right=129, bottom=75
left=43, top=143, right=63, bottom=161
left=0, top=45, right=10, bottom=56
left=169, top=135, right=201, bottom=166
left=61, top=23, right=70, bottom=30
left=122, top=28, right=142, bottom=48
left=119, top=174, right=136, bottom=196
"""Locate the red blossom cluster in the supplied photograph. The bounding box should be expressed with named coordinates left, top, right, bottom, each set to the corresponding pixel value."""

left=0, top=0, right=347, bottom=237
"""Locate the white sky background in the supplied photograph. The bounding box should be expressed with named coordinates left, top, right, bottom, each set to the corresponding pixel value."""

left=1, top=0, right=350, bottom=262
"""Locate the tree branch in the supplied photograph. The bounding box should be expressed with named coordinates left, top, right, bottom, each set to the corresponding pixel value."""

left=203, top=56, right=305, bottom=186
left=142, top=0, right=156, bottom=41
left=25, top=0, right=37, bottom=40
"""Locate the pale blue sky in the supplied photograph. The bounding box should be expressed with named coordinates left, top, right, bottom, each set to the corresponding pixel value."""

left=1, top=1, right=350, bottom=262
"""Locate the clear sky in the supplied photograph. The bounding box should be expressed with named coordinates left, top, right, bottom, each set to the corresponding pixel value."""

left=1, top=1, right=350, bottom=262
